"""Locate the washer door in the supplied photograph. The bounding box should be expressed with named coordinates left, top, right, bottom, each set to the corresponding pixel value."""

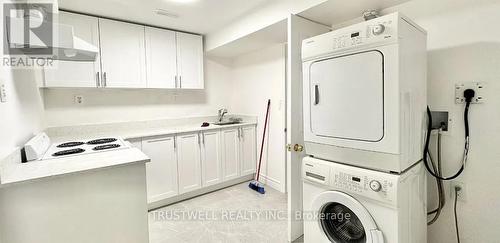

left=312, top=191, right=384, bottom=243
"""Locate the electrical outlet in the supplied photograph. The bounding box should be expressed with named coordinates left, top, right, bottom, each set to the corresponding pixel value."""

left=451, top=181, right=467, bottom=202
left=74, top=95, right=84, bottom=105
left=455, top=82, right=484, bottom=104
left=0, top=82, right=7, bottom=103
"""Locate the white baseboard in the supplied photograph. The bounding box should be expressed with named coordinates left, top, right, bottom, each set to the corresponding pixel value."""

left=259, top=174, right=284, bottom=193
left=148, top=175, right=254, bottom=211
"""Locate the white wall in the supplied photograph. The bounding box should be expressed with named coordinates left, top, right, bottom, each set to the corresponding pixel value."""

left=229, top=44, right=287, bottom=192
left=0, top=1, right=46, bottom=158
left=381, top=1, right=500, bottom=242
left=43, top=58, right=233, bottom=127
left=205, top=0, right=326, bottom=51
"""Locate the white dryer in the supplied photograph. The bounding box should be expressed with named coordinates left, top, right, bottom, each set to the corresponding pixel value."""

left=302, top=157, right=426, bottom=243
left=302, top=12, right=427, bottom=173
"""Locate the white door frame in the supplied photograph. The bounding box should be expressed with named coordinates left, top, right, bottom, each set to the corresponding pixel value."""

left=286, top=14, right=330, bottom=242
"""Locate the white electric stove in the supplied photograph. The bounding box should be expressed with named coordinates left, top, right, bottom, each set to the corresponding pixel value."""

left=24, top=133, right=130, bottom=162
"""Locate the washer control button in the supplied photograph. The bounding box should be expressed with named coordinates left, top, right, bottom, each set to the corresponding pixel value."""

left=369, top=180, right=382, bottom=192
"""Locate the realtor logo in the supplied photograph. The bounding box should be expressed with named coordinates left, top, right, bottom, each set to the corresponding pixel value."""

left=4, top=3, right=53, bottom=55
left=2, top=3, right=55, bottom=67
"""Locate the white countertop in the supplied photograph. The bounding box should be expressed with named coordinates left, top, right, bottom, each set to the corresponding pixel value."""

left=46, top=116, right=258, bottom=142
left=0, top=148, right=149, bottom=187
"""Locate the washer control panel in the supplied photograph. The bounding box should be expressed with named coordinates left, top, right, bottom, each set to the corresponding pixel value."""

left=332, top=170, right=397, bottom=203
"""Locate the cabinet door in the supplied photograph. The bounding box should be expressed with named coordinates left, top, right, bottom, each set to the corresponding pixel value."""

left=201, top=131, right=222, bottom=187
left=176, top=32, right=204, bottom=89
left=44, top=12, right=100, bottom=87
left=177, top=133, right=202, bottom=194
left=145, top=27, right=177, bottom=89
left=142, top=136, right=178, bottom=203
left=240, top=126, right=257, bottom=176
left=221, top=128, right=240, bottom=181
left=99, top=19, right=146, bottom=88
left=126, top=138, right=142, bottom=150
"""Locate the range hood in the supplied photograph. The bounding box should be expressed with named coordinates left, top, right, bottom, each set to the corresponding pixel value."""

left=7, top=17, right=99, bottom=62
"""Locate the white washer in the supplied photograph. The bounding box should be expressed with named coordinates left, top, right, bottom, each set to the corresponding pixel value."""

left=302, top=12, right=427, bottom=173
left=302, top=157, right=426, bottom=243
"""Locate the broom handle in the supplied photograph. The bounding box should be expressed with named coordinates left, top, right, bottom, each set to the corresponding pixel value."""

left=256, top=99, right=271, bottom=182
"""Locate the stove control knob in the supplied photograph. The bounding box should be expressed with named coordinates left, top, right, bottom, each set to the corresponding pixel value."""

left=372, top=24, right=386, bottom=35
left=369, top=180, right=382, bottom=192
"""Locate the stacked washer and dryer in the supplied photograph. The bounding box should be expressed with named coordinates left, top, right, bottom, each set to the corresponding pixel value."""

left=301, top=13, right=428, bottom=243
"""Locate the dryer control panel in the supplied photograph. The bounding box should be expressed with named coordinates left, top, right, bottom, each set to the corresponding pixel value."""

left=301, top=12, right=422, bottom=61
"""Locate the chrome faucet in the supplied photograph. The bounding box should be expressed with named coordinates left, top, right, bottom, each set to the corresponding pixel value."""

left=218, top=109, right=228, bottom=122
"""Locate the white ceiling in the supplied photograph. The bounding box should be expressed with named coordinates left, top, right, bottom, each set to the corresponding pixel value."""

left=58, top=0, right=276, bottom=34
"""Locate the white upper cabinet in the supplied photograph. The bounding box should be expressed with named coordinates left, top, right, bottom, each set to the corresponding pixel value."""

left=240, top=126, right=257, bottom=176
left=176, top=32, right=204, bottom=89
left=44, top=12, right=101, bottom=88
left=99, top=19, right=147, bottom=88
left=145, top=27, right=177, bottom=89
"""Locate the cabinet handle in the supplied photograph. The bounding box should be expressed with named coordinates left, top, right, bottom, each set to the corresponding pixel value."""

left=197, top=133, right=201, bottom=145
left=146, top=138, right=171, bottom=143
left=202, top=133, right=205, bottom=144
left=174, top=137, right=177, bottom=149
left=240, top=128, right=244, bottom=139
left=175, top=75, right=178, bottom=88
left=103, top=72, right=107, bottom=87
left=237, top=129, right=240, bottom=139
left=96, top=72, right=100, bottom=87
left=179, top=76, right=182, bottom=89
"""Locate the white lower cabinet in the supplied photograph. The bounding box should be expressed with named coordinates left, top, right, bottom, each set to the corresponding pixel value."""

left=240, top=126, right=257, bottom=176
left=141, top=136, right=178, bottom=203
left=177, top=133, right=202, bottom=194
left=221, top=128, right=241, bottom=181
left=201, top=131, right=223, bottom=187
left=137, top=125, right=256, bottom=205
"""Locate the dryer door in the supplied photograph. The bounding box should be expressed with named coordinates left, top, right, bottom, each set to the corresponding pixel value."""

left=312, top=191, right=384, bottom=243
left=308, top=50, right=384, bottom=142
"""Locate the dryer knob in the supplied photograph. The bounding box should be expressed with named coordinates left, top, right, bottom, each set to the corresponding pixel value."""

left=372, top=24, right=386, bottom=35
left=369, top=180, right=382, bottom=192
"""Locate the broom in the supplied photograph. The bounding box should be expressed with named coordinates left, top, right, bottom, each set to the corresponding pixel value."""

left=249, top=99, right=271, bottom=194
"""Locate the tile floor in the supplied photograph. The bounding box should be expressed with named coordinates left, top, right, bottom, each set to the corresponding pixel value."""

left=148, top=182, right=301, bottom=243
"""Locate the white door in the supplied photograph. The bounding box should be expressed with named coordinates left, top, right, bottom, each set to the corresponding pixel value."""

left=201, top=130, right=222, bottom=187
left=99, top=19, right=147, bottom=88
left=44, top=12, right=101, bottom=88
left=221, top=128, right=240, bottom=181
left=308, top=51, right=384, bottom=142
left=142, top=136, right=178, bottom=203
left=176, top=32, right=204, bottom=89
left=287, top=14, right=331, bottom=242
left=177, top=133, right=202, bottom=194
left=240, top=126, right=257, bottom=176
left=145, top=27, right=177, bottom=89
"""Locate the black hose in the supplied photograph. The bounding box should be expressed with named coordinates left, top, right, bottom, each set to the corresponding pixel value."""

left=423, top=106, right=467, bottom=180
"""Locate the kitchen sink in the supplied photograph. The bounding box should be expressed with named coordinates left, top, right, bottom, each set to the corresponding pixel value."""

left=213, top=121, right=241, bottom=126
